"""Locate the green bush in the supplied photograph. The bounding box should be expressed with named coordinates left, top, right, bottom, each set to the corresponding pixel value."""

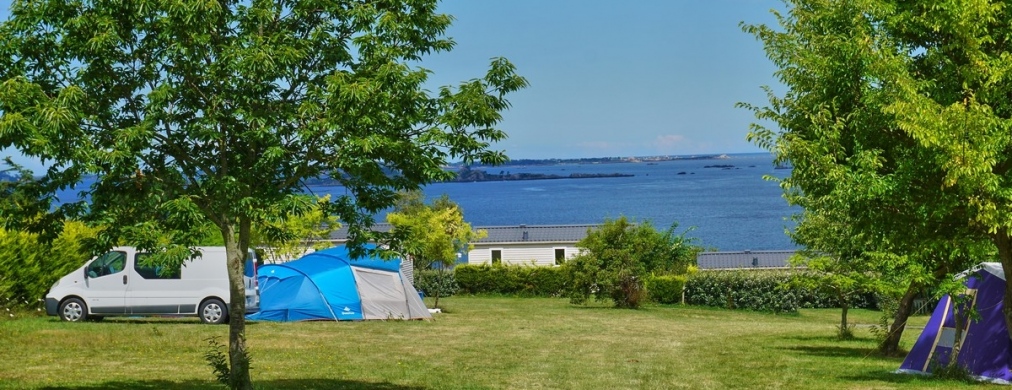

left=0, top=222, right=99, bottom=311
left=560, top=217, right=700, bottom=309
left=454, top=264, right=565, bottom=297
left=684, top=270, right=800, bottom=313
left=682, top=269, right=879, bottom=313
left=416, top=269, right=458, bottom=298
left=646, top=274, right=687, bottom=304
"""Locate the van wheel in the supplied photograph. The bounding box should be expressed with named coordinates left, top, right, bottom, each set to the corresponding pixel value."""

left=199, top=299, right=228, bottom=324
left=59, top=298, right=89, bottom=322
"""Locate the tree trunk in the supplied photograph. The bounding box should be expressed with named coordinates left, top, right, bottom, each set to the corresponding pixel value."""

left=839, top=295, right=850, bottom=339
left=880, top=281, right=919, bottom=356
left=433, top=267, right=443, bottom=309
left=223, top=222, right=253, bottom=390
left=994, top=230, right=1012, bottom=343
left=949, top=294, right=967, bottom=369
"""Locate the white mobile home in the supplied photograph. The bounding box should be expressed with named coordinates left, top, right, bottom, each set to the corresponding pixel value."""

left=324, top=223, right=597, bottom=268
left=467, top=225, right=597, bottom=266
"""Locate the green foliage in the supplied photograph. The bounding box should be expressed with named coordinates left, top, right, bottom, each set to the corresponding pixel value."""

left=836, top=323, right=856, bottom=340
left=250, top=195, right=338, bottom=262
left=927, top=359, right=975, bottom=383
left=683, top=270, right=879, bottom=314
left=204, top=336, right=230, bottom=386
left=0, top=222, right=99, bottom=310
left=740, top=0, right=1002, bottom=351
left=454, top=264, right=566, bottom=297
left=561, top=217, right=700, bottom=309
left=870, top=294, right=900, bottom=351
left=387, top=192, right=484, bottom=270
left=684, top=270, right=799, bottom=313
left=416, top=269, right=458, bottom=298
left=645, top=274, right=688, bottom=304
left=0, top=1, right=525, bottom=387
left=387, top=192, right=484, bottom=307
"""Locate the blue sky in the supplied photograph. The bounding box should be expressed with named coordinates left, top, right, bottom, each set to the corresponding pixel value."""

left=0, top=0, right=785, bottom=170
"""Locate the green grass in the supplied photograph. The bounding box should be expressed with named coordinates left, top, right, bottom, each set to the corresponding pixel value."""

left=0, top=297, right=997, bottom=389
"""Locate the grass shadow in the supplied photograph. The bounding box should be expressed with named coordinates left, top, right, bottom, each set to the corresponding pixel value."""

left=784, top=334, right=878, bottom=343
left=781, top=344, right=891, bottom=360
left=37, top=378, right=427, bottom=390
left=85, top=318, right=263, bottom=326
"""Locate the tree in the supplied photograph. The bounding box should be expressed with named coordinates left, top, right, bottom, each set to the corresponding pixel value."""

left=789, top=208, right=879, bottom=339
left=562, top=217, right=699, bottom=309
left=250, top=194, right=339, bottom=263
left=740, top=0, right=994, bottom=355
left=386, top=191, right=484, bottom=308
left=0, top=1, right=526, bottom=388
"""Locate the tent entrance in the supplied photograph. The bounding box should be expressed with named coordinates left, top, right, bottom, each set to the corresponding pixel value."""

left=352, top=267, right=410, bottom=320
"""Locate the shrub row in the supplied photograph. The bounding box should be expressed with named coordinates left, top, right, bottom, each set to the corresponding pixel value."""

left=645, top=274, right=687, bottom=304
left=443, top=265, right=877, bottom=312
left=454, top=264, right=566, bottom=297
left=0, top=222, right=98, bottom=312
left=682, top=269, right=877, bottom=313
left=415, top=269, right=459, bottom=298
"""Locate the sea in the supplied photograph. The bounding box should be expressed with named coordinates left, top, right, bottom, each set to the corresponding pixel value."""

left=309, top=153, right=799, bottom=251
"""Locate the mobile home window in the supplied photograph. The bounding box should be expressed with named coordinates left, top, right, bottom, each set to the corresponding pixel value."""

left=555, top=248, right=566, bottom=265
left=491, top=250, right=502, bottom=264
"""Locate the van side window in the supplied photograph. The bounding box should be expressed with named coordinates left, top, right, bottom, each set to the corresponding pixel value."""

left=134, top=253, right=182, bottom=279
left=87, top=251, right=127, bottom=278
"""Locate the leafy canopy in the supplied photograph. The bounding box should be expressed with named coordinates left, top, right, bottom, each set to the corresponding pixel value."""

left=0, top=1, right=526, bottom=388
left=740, top=0, right=1010, bottom=351
left=386, top=191, right=484, bottom=270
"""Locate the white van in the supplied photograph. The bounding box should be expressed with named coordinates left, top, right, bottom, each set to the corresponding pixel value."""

left=45, top=246, right=260, bottom=324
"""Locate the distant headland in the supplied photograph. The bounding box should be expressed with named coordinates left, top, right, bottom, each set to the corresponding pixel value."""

left=449, top=167, right=632, bottom=183
left=452, top=154, right=730, bottom=169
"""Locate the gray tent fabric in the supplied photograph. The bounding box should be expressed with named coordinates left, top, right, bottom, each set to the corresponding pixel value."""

left=353, top=267, right=412, bottom=320
left=401, top=273, right=429, bottom=319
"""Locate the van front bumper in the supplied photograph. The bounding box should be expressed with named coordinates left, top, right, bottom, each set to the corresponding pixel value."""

left=45, top=298, right=59, bottom=316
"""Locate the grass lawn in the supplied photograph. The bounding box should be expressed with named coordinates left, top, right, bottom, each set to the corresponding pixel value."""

left=0, top=296, right=997, bottom=389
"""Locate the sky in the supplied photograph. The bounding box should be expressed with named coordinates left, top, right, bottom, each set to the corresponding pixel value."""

left=0, top=0, right=786, bottom=170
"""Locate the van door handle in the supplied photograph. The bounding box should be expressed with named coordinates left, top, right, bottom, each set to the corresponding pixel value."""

left=123, top=275, right=127, bottom=285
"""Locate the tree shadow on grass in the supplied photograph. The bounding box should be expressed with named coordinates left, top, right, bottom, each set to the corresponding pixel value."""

left=783, top=334, right=878, bottom=344
left=38, top=378, right=426, bottom=390
left=781, top=345, right=883, bottom=359
left=78, top=318, right=263, bottom=326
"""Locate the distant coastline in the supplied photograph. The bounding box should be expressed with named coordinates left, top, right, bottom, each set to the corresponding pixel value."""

left=449, top=167, right=632, bottom=183
left=456, top=154, right=730, bottom=169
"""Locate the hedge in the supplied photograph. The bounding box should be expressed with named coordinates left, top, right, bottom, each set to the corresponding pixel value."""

left=446, top=265, right=878, bottom=312
left=415, top=269, right=458, bottom=298
left=0, top=222, right=99, bottom=312
left=454, top=264, right=566, bottom=297
left=682, top=269, right=878, bottom=313
left=645, top=274, right=687, bottom=304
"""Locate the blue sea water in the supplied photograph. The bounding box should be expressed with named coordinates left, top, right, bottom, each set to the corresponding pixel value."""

left=52, top=153, right=797, bottom=251
left=312, top=153, right=799, bottom=251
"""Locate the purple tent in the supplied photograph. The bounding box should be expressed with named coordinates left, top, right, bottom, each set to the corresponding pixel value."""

left=898, top=263, right=1012, bottom=384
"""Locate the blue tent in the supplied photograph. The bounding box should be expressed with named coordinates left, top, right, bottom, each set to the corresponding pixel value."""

left=247, top=245, right=430, bottom=321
